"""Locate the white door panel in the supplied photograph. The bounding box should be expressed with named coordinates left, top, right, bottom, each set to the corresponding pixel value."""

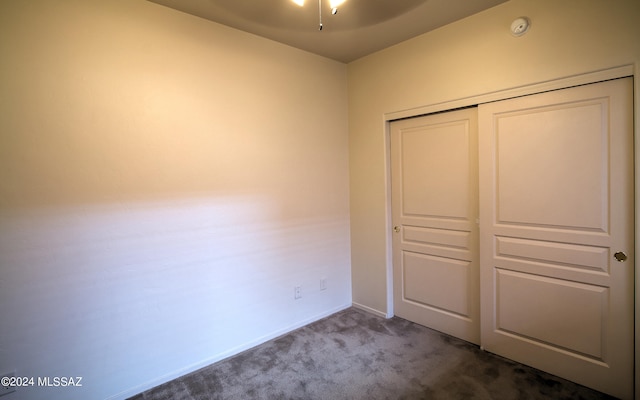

left=403, top=252, right=471, bottom=316
left=495, top=269, right=607, bottom=360
left=392, top=108, right=480, bottom=344
left=479, top=78, right=634, bottom=399
left=494, top=101, right=607, bottom=230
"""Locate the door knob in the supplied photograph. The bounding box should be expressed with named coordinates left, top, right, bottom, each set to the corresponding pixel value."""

left=614, top=251, right=628, bottom=262
left=393, top=226, right=400, bottom=233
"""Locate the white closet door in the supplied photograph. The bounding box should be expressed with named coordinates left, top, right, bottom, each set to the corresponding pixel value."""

left=479, top=78, right=634, bottom=399
left=392, top=107, right=480, bottom=344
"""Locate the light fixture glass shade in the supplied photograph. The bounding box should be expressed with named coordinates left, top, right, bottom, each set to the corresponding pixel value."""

left=329, top=0, right=346, bottom=7
left=291, top=0, right=304, bottom=6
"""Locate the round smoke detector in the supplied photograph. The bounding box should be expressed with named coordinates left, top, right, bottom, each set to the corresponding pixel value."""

left=511, top=17, right=530, bottom=36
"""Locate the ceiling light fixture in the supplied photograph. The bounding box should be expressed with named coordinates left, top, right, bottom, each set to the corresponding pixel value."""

left=292, top=0, right=346, bottom=31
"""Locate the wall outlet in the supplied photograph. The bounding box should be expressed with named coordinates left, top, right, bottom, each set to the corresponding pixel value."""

left=0, top=371, right=16, bottom=397
left=294, top=286, right=301, bottom=299
left=320, top=278, right=327, bottom=291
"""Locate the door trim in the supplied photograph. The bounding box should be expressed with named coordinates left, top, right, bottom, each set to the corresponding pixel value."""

left=382, top=62, right=638, bottom=396
left=385, top=64, right=634, bottom=121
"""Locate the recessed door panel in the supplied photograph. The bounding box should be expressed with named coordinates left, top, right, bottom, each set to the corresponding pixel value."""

left=495, top=269, right=606, bottom=360
left=496, top=102, right=607, bottom=231
left=403, top=251, right=471, bottom=317
left=401, top=123, right=470, bottom=219
left=496, top=236, right=609, bottom=273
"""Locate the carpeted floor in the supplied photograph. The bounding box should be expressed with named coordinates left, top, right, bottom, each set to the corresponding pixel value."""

left=130, top=307, right=615, bottom=400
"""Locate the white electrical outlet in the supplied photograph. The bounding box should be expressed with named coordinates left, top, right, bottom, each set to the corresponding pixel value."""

left=294, top=286, right=301, bottom=299
left=320, top=278, right=327, bottom=291
left=0, top=371, right=16, bottom=397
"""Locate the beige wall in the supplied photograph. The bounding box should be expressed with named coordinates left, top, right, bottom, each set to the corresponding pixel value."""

left=348, top=0, right=640, bottom=315
left=0, top=1, right=350, bottom=399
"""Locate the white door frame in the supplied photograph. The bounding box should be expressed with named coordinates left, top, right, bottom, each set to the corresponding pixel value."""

left=382, top=63, right=639, bottom=396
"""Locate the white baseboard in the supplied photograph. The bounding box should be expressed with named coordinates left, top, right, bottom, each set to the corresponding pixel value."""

left=352, top=302, right=391, bottom=319
left=108, top=303, right=352, bottom=400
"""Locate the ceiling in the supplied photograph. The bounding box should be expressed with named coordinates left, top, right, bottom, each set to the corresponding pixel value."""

left=148, top=0, right=508, bottom=63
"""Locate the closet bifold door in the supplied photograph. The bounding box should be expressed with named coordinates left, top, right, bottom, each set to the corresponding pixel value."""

left=478, top=78, right=634, bottom=399
left=391, top=107, right=480, bottom=345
